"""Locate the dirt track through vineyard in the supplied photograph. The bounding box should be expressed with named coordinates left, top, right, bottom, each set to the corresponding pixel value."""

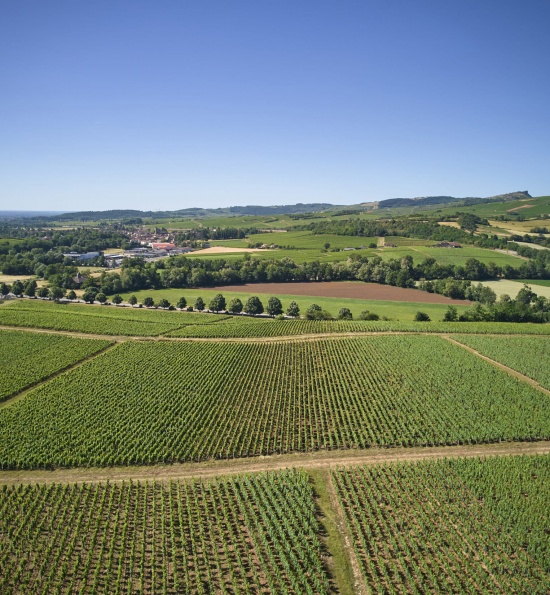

left=1, top=440, right=548, bottom=485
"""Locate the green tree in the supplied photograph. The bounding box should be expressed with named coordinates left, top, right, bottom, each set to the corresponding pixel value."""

left=414, top=311, right=431, bottom=321
left=286, top=301, right=300, bottom=317
left=11, top=280, right=24, bottom=296
left=305, top=304, right=332, bottom=320
left=0, top=282, right=10, bottom=296
left=194, top=296, right=205, bottom=311
left=37, top=287, right=50, bottom=299
left=244, top=296, right=264, bottom=316
left=24, top=280, right=37, bottom=297
left=338, top=307, right=353, bottom=320
left=128, top=295, right=138, bottom=307
left=143, top=297, right=155, bottom=308
left=323, top=242, right=331, bottom=250
left=443, top=305, right=458, bottom=322
left=112, top=294, right=123, bottom=305
left=82, top=288, right=97, bottom=303
left=516, top=284, right=536, bottom=305
left=67, top=290, right=77, bottom=301
left=158, top=298, right=170, bottom=309
left=359, top=310, right=379, bottom=321
left=209, top=293, right=226, bottom=313
left=228, top=297, right=243, bottom=313
left=96, top=292, right=107, bottom=304
left=177, top=296, right=187, bottom=310
left=266, top=296, right=283, bottom=317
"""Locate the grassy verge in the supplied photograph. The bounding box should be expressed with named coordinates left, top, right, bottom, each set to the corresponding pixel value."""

left=309, top=469, right=356, bottom=595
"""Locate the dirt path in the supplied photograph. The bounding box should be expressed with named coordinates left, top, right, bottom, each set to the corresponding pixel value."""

left=324, top=470, right=367, bottom=595
left=443, top=336, right=550, bottom=397
left=0, top=343, right=119, bottom=410
left=0, top=324, right=131, bottom=342
left=1, top=324, right=547, bottom=344
left=1, top=440, right=548, bottom=486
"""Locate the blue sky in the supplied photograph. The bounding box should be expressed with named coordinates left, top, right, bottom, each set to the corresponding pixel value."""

left=1, top=1, right=549, bottom=211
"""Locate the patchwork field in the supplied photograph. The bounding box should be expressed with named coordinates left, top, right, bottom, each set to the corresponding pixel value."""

left=1, top=284, right=550, bottom=593
left=333, top=455, right=550, bottom=593
left=0, top=330, right=111, bottom=403
left=1, top=336, right=549, bottom=470
left=0, top=469, right=330, bottom=594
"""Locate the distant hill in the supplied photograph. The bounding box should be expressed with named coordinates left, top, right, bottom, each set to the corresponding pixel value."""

left=378, top=191, right=531, bottom=209
left=36, top=203, right=337, bottom=222
left=0, top=210, right=69, bottom=219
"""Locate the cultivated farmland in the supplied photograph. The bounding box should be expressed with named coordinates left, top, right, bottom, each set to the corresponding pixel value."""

left=452, top=335, right=550, bottom=390
left=1, top=336, right=549, bottom=470
left=0, top=300, right=227, bottom=336
left=0, top=329, right=111, bottom=403
left=0, top=469, right=330, bottom=594
left=168, top=318, right=550, bottom=337
left=332, top=455, right=550, bottom=594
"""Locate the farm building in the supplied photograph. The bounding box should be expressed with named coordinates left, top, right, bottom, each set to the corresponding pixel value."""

left=433, top=241, right=462, bottom=248
left=150, top=242, right=176, bottom=250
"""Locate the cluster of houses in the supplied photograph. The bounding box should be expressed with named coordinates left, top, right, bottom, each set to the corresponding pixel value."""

left=104, top=244, right=197, bottom=268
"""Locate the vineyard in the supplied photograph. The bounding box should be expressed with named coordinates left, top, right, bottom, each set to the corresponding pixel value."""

left=0, top=300, right=228, bottom=336
left=2, top=299, right=550, bottom=338
left=452, top=334, right=550, bottom=390
left=0, top=330, right=111, bottom=403
left=1, top=336, right=549, bottom=469
left=167, top=318, right=550, bottom=338
left=332, top=455, right=550, bottom=594
left=0, top=469, right=331, bottom=594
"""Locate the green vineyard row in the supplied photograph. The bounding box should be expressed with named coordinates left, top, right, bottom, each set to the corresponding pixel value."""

left=0, top=330, right=112, bottom=403
left=333, top=455, right=550, bottom=594
left=452, top=334, right=550, bottom=390
left=1, top=336, right=549, bottom=469
left=0, top=300, right=228, bottom=336
left=1, top=299, right=550, bottom=337
left=0, top=469, right=330, bottom=594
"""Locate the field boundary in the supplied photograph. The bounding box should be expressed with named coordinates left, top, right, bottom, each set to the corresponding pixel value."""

left=1, top=440, right=548, bottom=485
left=1, top=323, right=549, bottom=343
left=443, top=336, right=550, bottom=397
left=0, top=342, right=119, bottom=409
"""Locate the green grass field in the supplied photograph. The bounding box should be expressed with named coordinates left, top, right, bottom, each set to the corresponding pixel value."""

left=1, top=336, right=548, bottom=469
left=115, top=286, right=469, bottom=321
left=519, top=279, right=550, bottom=287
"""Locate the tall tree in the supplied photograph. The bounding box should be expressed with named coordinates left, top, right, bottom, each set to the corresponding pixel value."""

left=209, top=293, right=226, bottom=313
left=194, top=296, right=205, bottom=311
left=286, top=301, right=300, bottom=317
left=228, top=298, right=243, bottom=313
left=266, top=296, right=283, bottom=317
left=244, top=296, right=264, bottom=316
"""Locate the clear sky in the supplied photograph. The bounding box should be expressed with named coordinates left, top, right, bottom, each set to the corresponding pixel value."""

left=1, top=0, right=549, bottom=211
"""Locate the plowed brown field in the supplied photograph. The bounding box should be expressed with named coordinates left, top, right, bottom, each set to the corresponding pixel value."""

left=201, top=281, right=472, bottom=304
